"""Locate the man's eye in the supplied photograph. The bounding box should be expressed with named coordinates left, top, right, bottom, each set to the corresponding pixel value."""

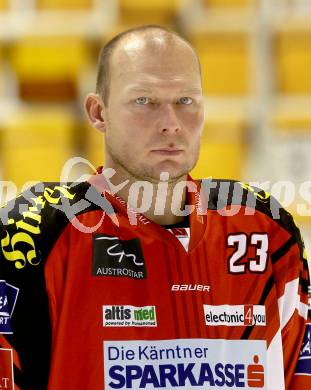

left=179, top=97, right=193, bottom=105
left=135, top=97, right=150, bottom=105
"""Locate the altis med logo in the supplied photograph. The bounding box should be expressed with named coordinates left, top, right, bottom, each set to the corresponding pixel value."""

left=103, top=306, right=157, bottom=327
left=104, top=339, right=266, bottom=389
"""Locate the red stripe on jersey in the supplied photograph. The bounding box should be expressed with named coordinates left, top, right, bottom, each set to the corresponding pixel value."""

left=162, top=244, right=180, bottom=339
left=188, top=248, right=205, bottom=338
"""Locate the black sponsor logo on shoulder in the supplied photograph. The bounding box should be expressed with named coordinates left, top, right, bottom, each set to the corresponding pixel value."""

left=92, top=234, right=146, bottom=279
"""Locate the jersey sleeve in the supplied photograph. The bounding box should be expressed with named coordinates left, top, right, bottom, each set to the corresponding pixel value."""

left=233, top=182, right=311, bottom=388
left=249, top=185, right=311, bottom=388
left=0, top=185, right=52, bottom=390
left=0, top=179, right=103, bottom=389
left=0, top=180, right=94, bottom=389
left=249, top=185, right=311, bottom=389
left=279, top=220, right=311, bottom=389
left=289, top=290, right=311, bottom=389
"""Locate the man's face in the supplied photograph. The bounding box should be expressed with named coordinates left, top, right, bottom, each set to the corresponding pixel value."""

left=103, top=37, right=204, bottom=183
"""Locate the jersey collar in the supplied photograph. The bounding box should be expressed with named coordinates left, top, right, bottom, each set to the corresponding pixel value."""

left=87, top=167, right=207, bottom=253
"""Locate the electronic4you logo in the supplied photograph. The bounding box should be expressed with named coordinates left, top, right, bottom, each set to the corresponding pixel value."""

left=104, top=339, right=266, bottom=389
left=204, top=305, right=266, bottom=327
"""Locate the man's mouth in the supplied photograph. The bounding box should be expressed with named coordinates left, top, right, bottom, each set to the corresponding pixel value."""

left=151, top=148, right=183, bottom=156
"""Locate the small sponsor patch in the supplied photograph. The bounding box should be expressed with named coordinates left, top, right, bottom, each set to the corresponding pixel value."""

left=104, top=339, right=266, bottom=389
left=0, top=281, right=19, bottom=334
left=0, top=348, right=14, bottom=389
left=92, top=235, right=146, bottom=279
left=204, top=304, right=266, bottom=327
left=103, top=305, right=157, bottom=327
left=295, top=323, right=311, bottom=376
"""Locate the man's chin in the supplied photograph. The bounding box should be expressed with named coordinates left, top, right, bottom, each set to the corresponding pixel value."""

left=145, top=166, right=189, bottom=183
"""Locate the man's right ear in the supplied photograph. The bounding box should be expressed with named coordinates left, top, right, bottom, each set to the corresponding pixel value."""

left=84, top=93, right=106, bottom=133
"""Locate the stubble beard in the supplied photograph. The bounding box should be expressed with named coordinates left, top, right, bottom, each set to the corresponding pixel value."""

left=104, top=119, right=200, bottom=185
left=106, top=142, right=188, bottom=184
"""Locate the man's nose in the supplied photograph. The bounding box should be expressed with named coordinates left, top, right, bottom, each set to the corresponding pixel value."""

left=158, top=104, right=181, bottom=134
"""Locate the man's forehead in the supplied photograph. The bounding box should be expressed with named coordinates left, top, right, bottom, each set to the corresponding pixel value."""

left=111, top=48, right=200, bottom=82
left=113, top=70, right=202, bottom=95
left=108, top=32, right=201, bottom=91
left=112, top=33, right=198, bottom=67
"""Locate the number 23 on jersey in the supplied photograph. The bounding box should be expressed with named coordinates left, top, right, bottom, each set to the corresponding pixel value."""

left=227, top=233, right=269, bottom=274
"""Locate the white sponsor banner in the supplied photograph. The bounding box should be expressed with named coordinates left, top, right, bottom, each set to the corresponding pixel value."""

left=104, top=338, right=267, bottom=389
left=204, top=305, right=266, bottom=326
left=103, top=305, right=157, bottom=327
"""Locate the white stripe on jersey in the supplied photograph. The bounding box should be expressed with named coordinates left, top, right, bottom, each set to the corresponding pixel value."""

left=278, top=278, right=299, bottom=330
left=267, top=329, right=285, bottom=389
left=166, top=228, right=190, bottom=252
left=278, top=278, right=308, bottom=331
left=176, top=236, right=190, bottom=252
left=297, top=299, right=309, bottom=320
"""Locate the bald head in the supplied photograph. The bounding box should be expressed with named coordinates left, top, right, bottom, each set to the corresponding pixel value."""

left=96, top=25, right=201, bottom=106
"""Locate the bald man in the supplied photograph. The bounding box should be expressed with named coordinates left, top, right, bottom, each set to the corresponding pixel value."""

left=85, top=25, right=204, bottom=225
left=0, top=25, right=310, bottom=390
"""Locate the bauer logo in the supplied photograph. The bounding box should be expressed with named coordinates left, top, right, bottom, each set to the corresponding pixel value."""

left=295, top=324, right=311, bottom=375
left=103, top=305, right=157, bottom=327
left=92, top=235, right=146, bottom=279
left=204, top=305, right=266, bottom=327
left=0, top=281, right=19, bottom=334
left=103, top=339, right=266, bottom=389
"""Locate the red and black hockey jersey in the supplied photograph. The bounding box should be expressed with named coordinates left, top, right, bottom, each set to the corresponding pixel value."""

left=0, top=170, right=310, bottom=389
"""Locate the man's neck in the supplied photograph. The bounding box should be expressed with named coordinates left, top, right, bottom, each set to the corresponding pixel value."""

left=101, top=167, right=188, bottom=225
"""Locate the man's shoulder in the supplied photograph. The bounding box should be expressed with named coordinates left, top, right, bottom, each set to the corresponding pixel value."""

left=199, top=177, right=273, bottom=211
left=198, top=177, right=297, bottom=234
left=0, top=180, right=92, bottom=224
left=0, top=180, right=95, bottom=270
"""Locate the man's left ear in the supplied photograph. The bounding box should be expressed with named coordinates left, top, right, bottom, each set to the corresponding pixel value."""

left=84, top=93, right=106, bottom=133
